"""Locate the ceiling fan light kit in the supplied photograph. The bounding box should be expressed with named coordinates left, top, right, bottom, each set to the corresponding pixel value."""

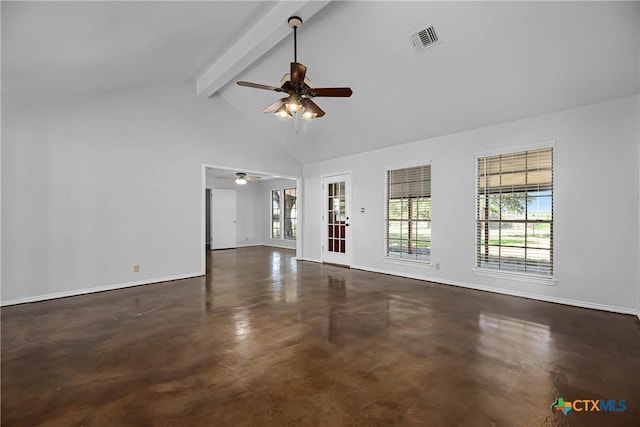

left=285, top=93, right=303, bottom=113
left=234, top=172, right=249, bottom=184
left=275, top=104, right=293, bottom=119
left=219, top=172, right=261, bottom=185
left=236, top=16, right=352, bottom=121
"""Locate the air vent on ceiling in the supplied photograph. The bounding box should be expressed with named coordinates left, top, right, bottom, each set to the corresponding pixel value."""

left=409, top=23, right=440, bottom=53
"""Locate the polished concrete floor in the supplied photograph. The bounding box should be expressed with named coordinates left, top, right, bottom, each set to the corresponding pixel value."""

left=2, top=246, right=639, bottom=426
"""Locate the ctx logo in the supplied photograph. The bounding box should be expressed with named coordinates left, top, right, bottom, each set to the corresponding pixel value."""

left=553, top=397, right=626, bottom=415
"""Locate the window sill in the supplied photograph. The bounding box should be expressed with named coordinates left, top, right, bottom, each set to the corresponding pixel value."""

left=384, top=257, right=433, bottom=269
left=473, top=268, right=556, bottom=286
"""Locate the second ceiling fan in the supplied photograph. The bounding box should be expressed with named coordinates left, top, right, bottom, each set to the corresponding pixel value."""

left=237, top=16, right=352, bottom=120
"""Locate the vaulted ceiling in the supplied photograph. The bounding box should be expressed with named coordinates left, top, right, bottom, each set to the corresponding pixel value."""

left=1, top=1, right=271, bottom=99
left=3, top=1, right=639, bottom=164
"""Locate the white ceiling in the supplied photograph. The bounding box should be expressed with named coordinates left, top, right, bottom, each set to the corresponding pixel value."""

left=205, top=167, right=287, bottom=182
left=3, top=1, right=639, bottom=164
left=1, top=1, right=270, bottom=98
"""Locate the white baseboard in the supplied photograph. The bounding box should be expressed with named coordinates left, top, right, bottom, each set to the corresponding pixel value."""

left=262, top=242, right=297, bottom=250
left=297, top=257, right=322, bottom=263
left=350, top=264, right=638, bottom=317
left=0, top=272, right=203, bottom=307
left=210, top=244, right=293, bottom=250
left=231, top=243, right=261, bottom=248
left=4, top=262, right=637, bottom=318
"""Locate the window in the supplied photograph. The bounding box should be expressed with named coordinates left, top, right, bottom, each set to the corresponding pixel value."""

left=386, top=165, right=431, bottom=262
left=283, top=188, right=297, bottom=240
left=476, top=147, right=553, bottom=276
left=271, top=190, right=281, bottom=239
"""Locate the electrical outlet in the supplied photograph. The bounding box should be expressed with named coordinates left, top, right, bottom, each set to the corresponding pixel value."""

left=133, top=264, right=140, bottom=273
left=435, top=263, right=440, bottom=270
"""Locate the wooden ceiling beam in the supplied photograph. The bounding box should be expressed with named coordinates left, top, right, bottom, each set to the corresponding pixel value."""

left=196, top=0, right=331, bottom=98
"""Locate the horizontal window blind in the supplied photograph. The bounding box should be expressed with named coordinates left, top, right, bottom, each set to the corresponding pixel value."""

left=478, top=149, right=552, bottom=194
left=386, top=165, right=431, bottom=262
left=388, top=165, right=431, bottom=198
left=476, top=147, right=553, bottom=276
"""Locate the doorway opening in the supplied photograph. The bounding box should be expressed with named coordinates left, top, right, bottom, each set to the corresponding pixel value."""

left=200, top=164, right=302, bottom=274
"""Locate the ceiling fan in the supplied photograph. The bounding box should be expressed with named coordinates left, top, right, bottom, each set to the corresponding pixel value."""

left=217, top=172, right=261, bottom=185
left=236, top=16, right=352, bottom=120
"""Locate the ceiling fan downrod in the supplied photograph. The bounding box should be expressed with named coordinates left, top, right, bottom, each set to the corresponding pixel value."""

left=288, top=16, right=302, bottom=63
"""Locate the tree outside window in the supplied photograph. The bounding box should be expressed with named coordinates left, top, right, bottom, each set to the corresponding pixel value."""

left=271, top=190, right=281, bottom=239
left=386, top=165, right=431, bottom=262
left=284, top=188, right=297, bottom=240
left=477, top=147, right=553, bottom=275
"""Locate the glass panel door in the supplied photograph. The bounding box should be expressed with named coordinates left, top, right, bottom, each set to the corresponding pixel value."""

left=322, top=174, right=350, bottom=266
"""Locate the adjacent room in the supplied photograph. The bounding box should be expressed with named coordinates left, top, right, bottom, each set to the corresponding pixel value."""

left=2, top=1, right=639, bottom=425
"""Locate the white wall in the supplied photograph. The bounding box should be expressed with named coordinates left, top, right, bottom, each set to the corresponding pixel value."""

left=206, top=175, right=264, bottom=247
left=637, top=14, right=640, bottom=318
left=302, top=95, right=639, bottom=314
left=203, top=175, right=299, bottom=251
left=261, top=178, right=298, bottom=250
left=1, top=82, right=302, bottom=304
left=637, top=94, right=640, bottom=317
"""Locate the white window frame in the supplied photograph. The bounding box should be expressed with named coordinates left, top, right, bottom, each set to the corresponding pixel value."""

left=473, top=141, right=556, bottom=285
left=270, top=185, right=298, bottom=242
left=383, top=161, right=433, bottom=266
left=270, top=189, right=281, bottom=239
left=283, top=187, right=297, bottom=240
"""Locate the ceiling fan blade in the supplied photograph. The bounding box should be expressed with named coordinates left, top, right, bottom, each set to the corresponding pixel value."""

left=302, top=98, right=325, bottom=117
left=237, top=81, right=284, bottom=92
left=312, top=87, right=353, bottom=97
left=290, top=62, right=307, bottom=85
left=246, top=176, right=262, bottom=182
left=262, top=99, right=285, bottom=113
